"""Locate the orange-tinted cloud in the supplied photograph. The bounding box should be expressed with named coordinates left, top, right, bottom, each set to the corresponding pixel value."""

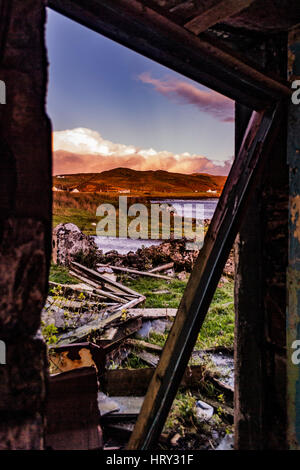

left=53, top=128, right=232, bottom=176
left=138, top=73, right=234, bottom=123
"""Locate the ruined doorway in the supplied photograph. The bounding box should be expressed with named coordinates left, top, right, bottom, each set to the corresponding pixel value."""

left=45, top=7, right=235, bottom=450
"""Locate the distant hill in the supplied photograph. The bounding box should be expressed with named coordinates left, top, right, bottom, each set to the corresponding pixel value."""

left=53, top=168, right=227, bottom=195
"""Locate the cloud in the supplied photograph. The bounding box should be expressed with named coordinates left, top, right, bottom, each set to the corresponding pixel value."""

left=53, top=128, right=232, bottom=176
left=138, top=73, right=234, bottom=123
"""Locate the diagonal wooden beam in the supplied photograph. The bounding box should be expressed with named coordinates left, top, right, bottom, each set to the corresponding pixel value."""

left=47, top=0, right=291, bottom=109
left=127, top=104, right=282, bottom=449
left=184, top=0, right=256, bottom=35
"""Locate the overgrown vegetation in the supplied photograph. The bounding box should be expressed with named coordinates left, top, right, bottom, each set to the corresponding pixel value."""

left=163, top=390, right=233, bottom=449
left=123, top=276, right=234, bottom=350
left=121, top=353, right=148, bottom=369
left=49, top=263, right=79, bottom=284
left=122, top=276, right=187, bottom=308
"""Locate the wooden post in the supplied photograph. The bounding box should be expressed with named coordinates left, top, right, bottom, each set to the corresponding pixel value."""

left=234, top=33, right=289, bottom=450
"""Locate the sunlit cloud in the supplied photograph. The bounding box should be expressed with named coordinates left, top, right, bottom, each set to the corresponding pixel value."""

left=138, top=73, right=234, bottom=123
left=53, top=128, right=232, bottom=176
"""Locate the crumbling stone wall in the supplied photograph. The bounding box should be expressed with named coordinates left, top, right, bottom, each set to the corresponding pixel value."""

left=0, top=0, right=51, bottom=449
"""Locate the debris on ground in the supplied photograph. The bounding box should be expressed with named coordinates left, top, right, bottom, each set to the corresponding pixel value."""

left=45, top=224, right=235, bottom=450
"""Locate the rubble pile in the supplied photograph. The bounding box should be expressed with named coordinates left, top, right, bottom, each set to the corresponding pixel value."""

left=52, top=224, right=235, bottom=277
left=46, top=224, right=234, bottom=449
left=101, top=238, right=199, bottom=273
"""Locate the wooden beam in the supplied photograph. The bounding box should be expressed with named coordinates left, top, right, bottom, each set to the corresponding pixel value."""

left=127, top=105, right=282, bottom=449
left=101, top=264, right=172, bottom=281
left=71, top=261, right=142, bottom=297
left=184, top=0, right=256, bottom=35
left=47, top=0, right=291, bottom=109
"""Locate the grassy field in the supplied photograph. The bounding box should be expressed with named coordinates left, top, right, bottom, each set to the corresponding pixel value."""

left=123, top=275, right=234, bottom=350
left=53, top=192, right=105, bottom=235
left=53, top=191, right=210, bottom=236
left=49, top=263, right=80, bottom=284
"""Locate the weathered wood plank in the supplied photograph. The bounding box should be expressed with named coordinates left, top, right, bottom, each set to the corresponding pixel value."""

left=135, top=351, right=160, bottom=367
left=104, top=264, right=172, bottom=281
left=47, top=0, right=291, bottom=109
left=149, top=262, right=174, bottom=273
left=113, top=295, right=146, bottom=312
left=104, top=365, right=206, bottom=396
left=184, top=0, right=255, bottom=35
left=68, top=270, right=129, bottom=304
left=46, top=367, right=102, bottom=450
left=57, top=311, right=123, bottom=345
left=127, top=106, right=282, bottom=449
left=126, top=338, right=163, bottom=354
left=71, top=261, right=142, bottom=297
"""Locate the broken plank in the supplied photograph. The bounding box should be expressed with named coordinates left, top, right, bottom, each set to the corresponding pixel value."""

left=105, top=265, right=172, bottom=281
left=126, top=338, right=163, bottom=354
left=135, top=351, right=160, bottom=367
left=104, top=365, right=206, bottom=397
left=49, top=281, right=105, bottom=301
left=149, top=262, right=174, bottom=273
left=70, top=267, right=132, bottom=298
left=57, top=311, right=123, bottom=345
left=68, top=270, right=129, bottom=304
left=112, top=296, right=146, bottom=312
left=99, top=317, right=143, bottom=354
left=127, top=308, right=177, bottom=319
left=71, top=261, right=142, bottom=297
left=68, top=270, right=100, bottom=289
left=47, top=297, right=100, bottom=312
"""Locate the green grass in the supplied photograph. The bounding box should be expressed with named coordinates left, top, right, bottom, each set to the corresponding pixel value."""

left=53, top=207, right=97, bottom=236
left=121, top=276, right=187, bottom=308
left=49, top=263, right=79, bottom=285
left=196, top=280, right=234, bottom=350
left=53, top=192, right=206, bottom=237
left=123, top=276, right=234, bottom=350
left=148, top=331, right=169, bottom=348
left=121, top=353, right=148, bottom=369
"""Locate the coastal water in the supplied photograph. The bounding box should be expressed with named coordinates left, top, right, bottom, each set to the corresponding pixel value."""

left=150, top=198, right=219, bottom=220
left=94, top=198, right=218, bottom=254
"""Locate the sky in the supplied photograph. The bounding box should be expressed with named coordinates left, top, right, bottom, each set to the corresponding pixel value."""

left=46, top=8, right=234, bottom=176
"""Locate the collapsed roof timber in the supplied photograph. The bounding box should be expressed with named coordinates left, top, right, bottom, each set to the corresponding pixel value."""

left=0, top=0, right=300, bottom=451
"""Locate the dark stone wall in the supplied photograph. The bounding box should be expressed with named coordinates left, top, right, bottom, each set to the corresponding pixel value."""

left=234, top=34, right=289, bottom=449
left=0, top=0, right=51, bottom=449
